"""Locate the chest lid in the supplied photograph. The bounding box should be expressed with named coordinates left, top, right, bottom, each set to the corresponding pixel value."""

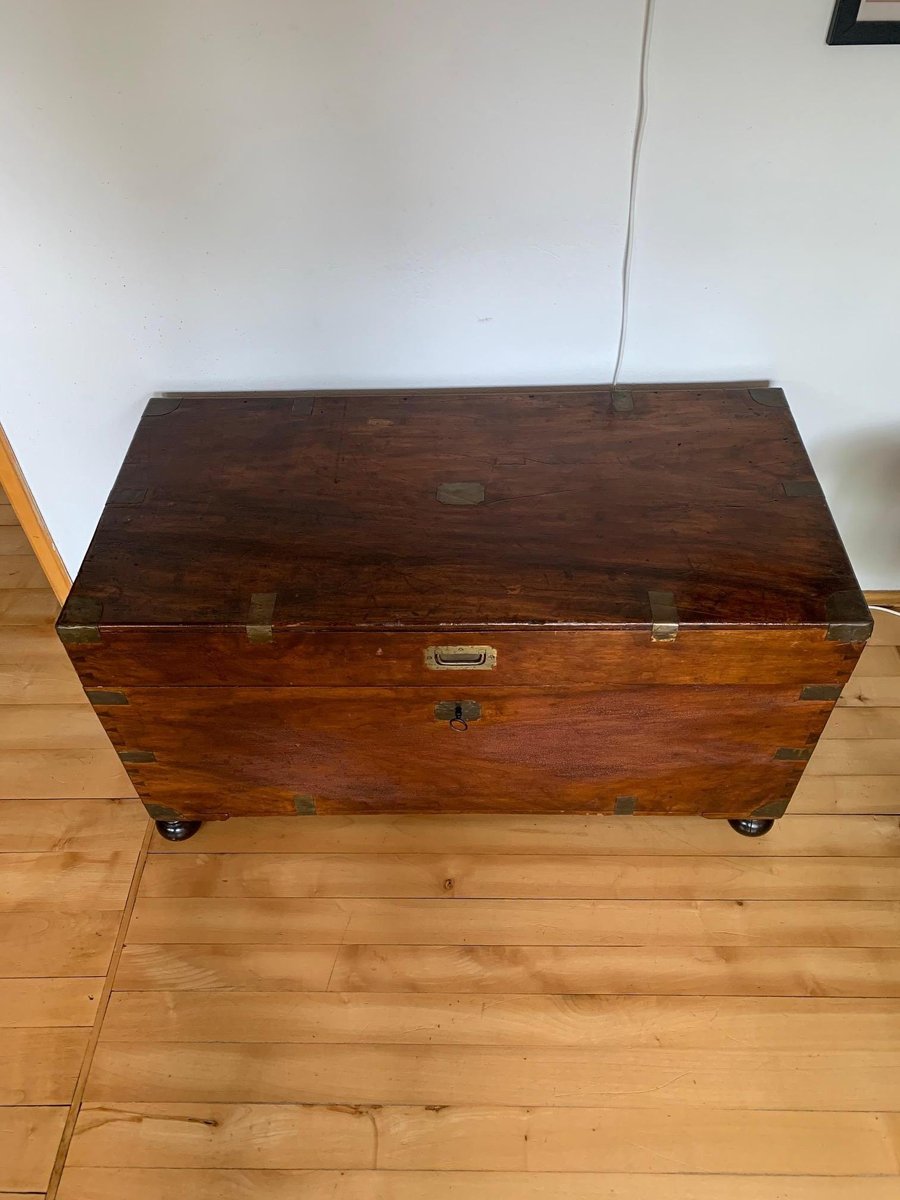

left=58, top=385, right=870, bottom=639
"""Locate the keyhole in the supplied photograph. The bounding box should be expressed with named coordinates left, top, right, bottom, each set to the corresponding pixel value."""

left=449, top=703, right=468, bottom=732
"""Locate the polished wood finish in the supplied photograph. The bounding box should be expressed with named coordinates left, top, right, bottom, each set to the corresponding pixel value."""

left=59, top=386, right=866, bottom=632
left=58, top=386, right=871, bottom=824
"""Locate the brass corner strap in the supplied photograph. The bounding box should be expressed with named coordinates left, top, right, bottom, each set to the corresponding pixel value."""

left=614, top=795, right=637, bottom=815
left=773, top=747, right=813, bottom=762
left=611, top=389, right=634, bottom=414
left=57, top=596, right=103, bottom=645
left=648, top=590, right=678, bottom=642
left=826, top=589, right=874, bottom=643
left=750, top=798, right=790, bottom=820
left=85, top=689, right=128, bottom=706
left=247, top=592, right=277, bottom=643
left=781, top=480, right=819, bottom=498
left=799, top=684, right=842, bottom=702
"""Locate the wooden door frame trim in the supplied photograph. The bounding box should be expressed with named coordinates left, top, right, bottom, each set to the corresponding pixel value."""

left=0, top=422, right=71, bottom=603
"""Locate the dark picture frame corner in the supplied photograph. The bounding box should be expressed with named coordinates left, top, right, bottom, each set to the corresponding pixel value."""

left=828, top=0, right=900, bottom=44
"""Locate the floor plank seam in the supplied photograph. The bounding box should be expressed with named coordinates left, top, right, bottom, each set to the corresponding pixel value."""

left=42, top=817, right=153, bottom=1200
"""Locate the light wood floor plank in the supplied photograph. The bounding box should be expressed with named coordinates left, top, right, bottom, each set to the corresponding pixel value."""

left=0, top=626, right=70, bottom=661
left=0, top=554, right=47, bottom=589
left=0, top=978, right=101, bottom=1027
left=52, top=1170, right=900, bottom=1200
left=825, top=706, right=900, bottom=738
left=84, top=1041, right=900, bottom=1109
left=0, top=1027, right=89, bottom=1104
left=147, top=813, right=900, bottom=856
left=0, top=798, right=146, bottom=852
left=0, top=909, right=121, bottom=976
left=114, top=944, right=343, bottom=991
left=115, top=941, right=900, bottom=997
left=0, top=1107, right=67, bottom=1191
left=128, top=896, right=900, bottom=947
left=0, top=705, right=112, bottom=750
left=791, top=776, right=900, bottom=814
left=67, top=1102, right=900, bottom=1173
left=807, top=739, right=900, bottom=776
left=0, top=526, right=31, bottom=554
left=853, top=645, right=900, bottom=676
left=100, top=991, right=900, bottom=1051
left=839, top=678, right=900, bottom=706
left=0, top=851, right=139, bottom=908
left=138, top=850, right=900, bottom=900
left=330, top=943, right=900, bottom=997
left=0, top=588, right=58, bottom=625
left=0, top=748, right=134, bottom=800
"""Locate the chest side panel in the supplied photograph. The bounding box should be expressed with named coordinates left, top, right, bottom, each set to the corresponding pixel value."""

left=94, top=685, right=833, bottom=821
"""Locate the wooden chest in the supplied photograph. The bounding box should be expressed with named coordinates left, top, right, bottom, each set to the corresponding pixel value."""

left=58, top=385, right=871, bottom=840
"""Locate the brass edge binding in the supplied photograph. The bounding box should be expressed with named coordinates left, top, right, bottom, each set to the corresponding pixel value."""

left=799, top=684, right=843, bottom=701
left=57, top=596, right=102, bottom=645
left=749, top=387, right=787, bottom=408
left=781, top=480, right=819, bottom=498
left=614, top=795, right=637, bottom=815
left=750, top=798, right=790, bottom=820
left=143, top=396, right=182, bottom=417
left=145, top=803, right=180, bottom=821
left=58, top=625, right=100, bottom=645
left=773, top=747, right=813, bottom=762
left=247, top=592, right=277, bottom=643
left=108, top=487, right=148, bottom=506
left=119, top=750, right=156, bottom=763
left=648, top=591, right=678, bottom=642
left=85, top=689, right=128, bottom=706
left=826, top=589, right=874, bottom=643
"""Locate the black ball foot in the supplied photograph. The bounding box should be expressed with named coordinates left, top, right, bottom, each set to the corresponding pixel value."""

left=728, top=818, right=775, bottom=838
left=155, top=819, right=203, bottom=842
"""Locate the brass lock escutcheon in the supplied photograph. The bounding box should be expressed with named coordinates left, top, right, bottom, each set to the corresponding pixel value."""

left=434, top=700, right=482, bottom=731
left=425, top=644, right=497, bottom=670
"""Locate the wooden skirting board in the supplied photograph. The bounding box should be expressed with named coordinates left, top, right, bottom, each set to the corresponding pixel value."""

left=867, top=591, right=900, bottom=612
left=0, top=422, right=71, bottom=603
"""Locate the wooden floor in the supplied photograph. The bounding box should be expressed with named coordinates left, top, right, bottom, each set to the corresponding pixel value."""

left=1, top=486, right=899, bottom=1199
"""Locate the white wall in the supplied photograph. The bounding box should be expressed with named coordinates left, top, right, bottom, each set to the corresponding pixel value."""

left=0, top=0, right=897, bottom=586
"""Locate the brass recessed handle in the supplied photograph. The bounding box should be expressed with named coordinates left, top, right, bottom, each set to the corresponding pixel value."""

left=425, top=645, right=497, bottom=670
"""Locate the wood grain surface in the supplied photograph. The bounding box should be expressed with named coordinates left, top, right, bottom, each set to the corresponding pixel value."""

left=59, top=386, right=868, bottom=631
left=92, top=683, right=830, bottom=818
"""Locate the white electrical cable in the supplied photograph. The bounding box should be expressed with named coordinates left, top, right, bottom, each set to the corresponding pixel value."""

left=611, top=0, right=655, bottom=389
